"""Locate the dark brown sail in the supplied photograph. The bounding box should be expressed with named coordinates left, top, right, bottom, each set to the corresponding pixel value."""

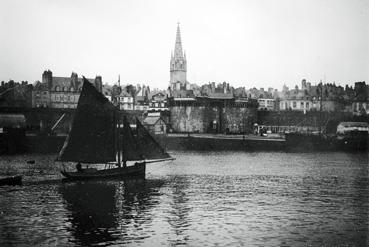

left=121, top=116, right=142, bottom=161
left=135, top=118, right=171, bottom=160
left=57, top=78, right=116, bottom=163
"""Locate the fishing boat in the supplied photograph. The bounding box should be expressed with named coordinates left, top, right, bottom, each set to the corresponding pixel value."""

left=0, top=175, right=22, bottom=186
left=57, top=78, right=173, bottom=180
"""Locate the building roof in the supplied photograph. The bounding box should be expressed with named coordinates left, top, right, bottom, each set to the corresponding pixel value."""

left=33, top=81, right=48, bottom=91
left=197, top=93, right=234, bottom=100
left=338, top=122, right=369, bottom=128
left=143, top=116, right=165, bottom=126
left=173, top=97, right=196, bottom=101
left=51, top=77, right=95, bottom=91
left=136, top=95, right=147, bottom=102
left=102, top=84, right=112, bottom=96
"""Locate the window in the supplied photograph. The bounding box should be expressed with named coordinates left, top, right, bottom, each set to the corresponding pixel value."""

left=301, top=102, right=304, bottom=108
left=306, top=102, right=309, bottom=108
left=293, top=101, right=296, bottom=108
left=55, top=86, right=60, bottom=91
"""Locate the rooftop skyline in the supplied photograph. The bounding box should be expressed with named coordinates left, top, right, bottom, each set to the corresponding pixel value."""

left=1, top=0, right=368, bottom=90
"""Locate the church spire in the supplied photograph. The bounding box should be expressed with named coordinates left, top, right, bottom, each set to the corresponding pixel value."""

left=170, top=23, right=187, bottom=90
left=174, top=22, right=184, bottom=58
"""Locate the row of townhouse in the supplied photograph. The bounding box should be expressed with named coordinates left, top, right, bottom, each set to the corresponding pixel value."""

left=31, top=70, right=169, bottom=112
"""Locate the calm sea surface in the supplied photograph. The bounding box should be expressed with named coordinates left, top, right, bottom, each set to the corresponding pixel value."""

left=0, top=151, right=368, bottom=246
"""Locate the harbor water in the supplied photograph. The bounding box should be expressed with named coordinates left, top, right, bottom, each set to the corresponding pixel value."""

left=0, top=151, right=368, bottom=246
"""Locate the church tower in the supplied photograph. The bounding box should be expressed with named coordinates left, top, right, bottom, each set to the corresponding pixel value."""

left=170, top=23, right=187, bottom=90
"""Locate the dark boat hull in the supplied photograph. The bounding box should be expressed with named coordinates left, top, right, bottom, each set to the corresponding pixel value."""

left=61, top=162, right=146, bottom=180
left=0, top=175, right=22, bottom=186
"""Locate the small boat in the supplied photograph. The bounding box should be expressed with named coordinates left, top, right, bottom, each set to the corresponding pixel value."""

left=0, top=175, right=22, bottom=186
left=57, top=78, right=173, bottom=180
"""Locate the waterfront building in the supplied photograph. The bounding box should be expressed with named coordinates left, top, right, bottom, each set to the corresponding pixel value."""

left=32, top=70, right=103, bottom=109
left=143, top=112, right=167, bottom=135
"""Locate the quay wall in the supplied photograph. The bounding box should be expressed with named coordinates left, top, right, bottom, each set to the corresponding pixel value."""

left=223, top=107, right=257, bottom=133
left=169, top=105, right=218, bottom=133
left=170, top=105, right=257, bottom=134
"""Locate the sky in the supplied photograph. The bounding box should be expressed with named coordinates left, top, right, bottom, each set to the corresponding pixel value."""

left=0, top=0, right=368, bottom=90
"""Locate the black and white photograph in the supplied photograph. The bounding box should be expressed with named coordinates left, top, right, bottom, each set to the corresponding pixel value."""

left=0, top=0, right=368, bottom=246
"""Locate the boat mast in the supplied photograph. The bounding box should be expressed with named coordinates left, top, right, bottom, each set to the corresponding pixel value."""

left=117, top=75, right=121, bottom=167
left=122, top=116, right=127, bottom=168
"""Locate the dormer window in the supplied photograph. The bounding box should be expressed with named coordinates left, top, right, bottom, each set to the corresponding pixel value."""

left=55, top=86, right=60, bottom=91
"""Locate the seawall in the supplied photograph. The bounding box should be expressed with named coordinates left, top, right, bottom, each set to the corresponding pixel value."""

left=23, top=134, right=285, bottom=154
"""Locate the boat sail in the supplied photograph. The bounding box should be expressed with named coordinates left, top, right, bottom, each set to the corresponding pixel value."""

left=135, top=118, right=171, bottom=161
left=57, top=78, right=173, bottom=179
left=58, top=78, right=116, bottom=163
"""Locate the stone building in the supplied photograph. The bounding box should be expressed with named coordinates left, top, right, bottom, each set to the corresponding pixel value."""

left=32, top=70, right=103, bottom=108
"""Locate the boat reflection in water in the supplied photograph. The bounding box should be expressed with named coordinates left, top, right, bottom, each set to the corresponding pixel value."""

left=59, top=178, right=164, bottom=246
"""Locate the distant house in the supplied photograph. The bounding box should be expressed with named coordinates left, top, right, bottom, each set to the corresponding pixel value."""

left=136, top=95, right=150, bottom=111
left=258, top=98, right=275, bottom=111
left=149, top=92, right=168, bottom=111
left=117, top=89, right=134, bottom=110
left=143, top=114, right=167, bottom=135
left=279, top=98, right=312, bottom=112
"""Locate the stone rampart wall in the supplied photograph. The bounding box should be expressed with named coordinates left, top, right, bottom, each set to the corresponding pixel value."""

left=170, top=105, right=257, bottom=133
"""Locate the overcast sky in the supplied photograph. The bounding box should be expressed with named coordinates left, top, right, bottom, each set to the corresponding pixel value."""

left=1, top=0, right=368, bottom=90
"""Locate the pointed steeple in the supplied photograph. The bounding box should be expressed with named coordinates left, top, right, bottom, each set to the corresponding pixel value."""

left=170, top=23, right=187, bottom=89
left=174, top=22, right=184, bottom=58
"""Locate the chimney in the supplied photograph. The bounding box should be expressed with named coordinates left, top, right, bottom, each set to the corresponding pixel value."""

left=95, top=75, right=102, bottom=92
left=42, top=70, right=53, bottom=90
